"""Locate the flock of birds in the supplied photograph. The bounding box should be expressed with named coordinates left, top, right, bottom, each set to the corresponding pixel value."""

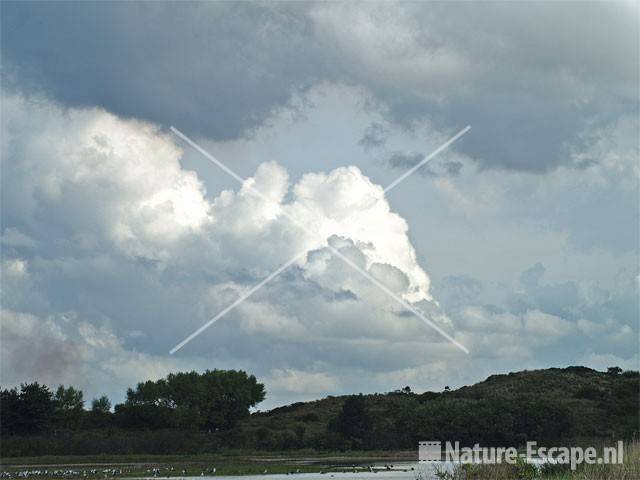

left=0, top=469, right=125, bottom=479
left=321, top=465, right=415, bottom=475
left=0, top=467, right=219, bottom=479
left=0, top=464, right=416, bottom=479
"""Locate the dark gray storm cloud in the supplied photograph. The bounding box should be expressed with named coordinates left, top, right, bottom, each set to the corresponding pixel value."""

left=2, top=1, right=637, bottom=172
left=1, top=2, right=325, bottom=141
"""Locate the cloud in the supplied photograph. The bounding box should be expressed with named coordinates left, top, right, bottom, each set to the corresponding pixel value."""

left=188, top=83, right=632, bottom=361
left=1, top=227, right=37, bottom=248
left=1, top=92, right=463, bottom=404
left=1, top=80, right=636, bottom=408
left=0, top=2, right=321, bottom=142
left=1, top=2, right=638, bottom=410
left=358, top=123, right=389, bottom=151
left=1, top=93, right=211, bottom=263
left=309, top=3, right=470, bottom=90
left=2, top=2, right=636, bottom=171
left=520, top=263, right=545, bottom=288
left=373, top=361, right=459, bottom=391
left=0, top=309, right=200, bottom=403
left=421, top=114, right=639, bottom=254
left=309, top=2, right=638, bottom=171
left=453, top=306, right=576, bottom=357
left=433, top=275, right=483, bottom=310
left=268, top=368, right=339, bottom=395
left=522, top=310, right=574, bottom=340
left=2, top=258, right=28, bottom=278
left=386, top=151, right=464, bottom=177
left=576, top=353, right=639, bottom=373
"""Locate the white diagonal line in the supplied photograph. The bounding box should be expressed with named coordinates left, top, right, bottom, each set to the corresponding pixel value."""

left=323, top=246, right=470, bottom=354
left=383, top=125, right=471, bottom=194
left=170, top=126, right=469, bottom=354
left=170, top=250, right=308, bottom=354
left=171, top=126, right=318, bottom=234
left=171, top=127, right=246, bottom=185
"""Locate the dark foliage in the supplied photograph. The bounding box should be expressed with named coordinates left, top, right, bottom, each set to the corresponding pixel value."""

left=329, top=394, right=372, bottom=448
left=120, top=370, right=265, bottom=430
left=1, top=369, right=265, bottom=439
left=1, top=366, right=638, bottom=456
left=1, top=383, right=55, bottom=434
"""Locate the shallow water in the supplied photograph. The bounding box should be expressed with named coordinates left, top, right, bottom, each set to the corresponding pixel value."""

left=160, top=463, right=452, bottom=480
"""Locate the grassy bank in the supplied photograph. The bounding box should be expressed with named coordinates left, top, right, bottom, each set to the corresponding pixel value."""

left=1, top=449, right=417, bottom=465
left=431, top=440, right=640, bottom=479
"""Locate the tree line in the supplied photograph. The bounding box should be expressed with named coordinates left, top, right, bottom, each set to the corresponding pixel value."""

left=1, top=366, right=637, bottom=457
left=0, top=369, right=265, bottom=435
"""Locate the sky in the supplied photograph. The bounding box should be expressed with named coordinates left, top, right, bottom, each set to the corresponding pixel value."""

left=1, top=1, right=638, bottom=410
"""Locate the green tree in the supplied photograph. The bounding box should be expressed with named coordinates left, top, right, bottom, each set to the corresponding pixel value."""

left=91, top=395, right=111, bottom=413
left=55, top=385, right=84, bottom=410
left=191, top=369, right=265, bottom=430
left=85, top=395, right=113, bottom=428
left=330, top=395, right=372, bottom=448
left=0, top=387, right=21, bottom=434
left=18, top=382, right=55, bottom=433
left=54, top=385, right=84, bottom=428
left=117, top=369, right=266, bottom=431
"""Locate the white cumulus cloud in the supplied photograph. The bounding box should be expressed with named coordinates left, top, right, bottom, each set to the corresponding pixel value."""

left=1, top=92, right=458, bottom=405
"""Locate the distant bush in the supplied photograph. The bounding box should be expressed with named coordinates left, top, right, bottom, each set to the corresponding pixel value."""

left=0, top=429, right=222, bottom=456
left=297, top=412, right=319, bottom=422
left=566, top=366, right=597, bottom=375
left=575, top=385, right=605, bottom=400
left=269, top=402, right=305, bottom=414
left=328, top=395, right=373, bottom=449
